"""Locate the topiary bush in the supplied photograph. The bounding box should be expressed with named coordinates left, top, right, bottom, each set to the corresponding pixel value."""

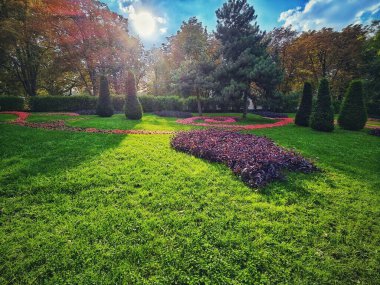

left=96, top=76, right=114, bottom=117
left=125, top=72, right=143, bottom=120
left=310, top=78, right=334, bottom=132
left=0, top=96, right=25, bottom=111
left=295, top=82, right=313, bottom=127
left=338, top=80, right=367, bottom=130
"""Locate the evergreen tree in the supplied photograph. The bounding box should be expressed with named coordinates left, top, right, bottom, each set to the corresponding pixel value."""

left=310, top=78, right=334, bottom=132
left=295, top=82, right=313, bottom=126
left=215, top=0, right=282, bottom=118
left=96, top=75, right=114, bottom=117
left=338, top=80, right=367, bottom=130
left=125, top=71, right=143, bottom=120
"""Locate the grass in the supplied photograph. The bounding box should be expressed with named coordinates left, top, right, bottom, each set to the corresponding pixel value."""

left=0, top=115, right=379, bottom=284
left=0, top=114, right=17, bottom=122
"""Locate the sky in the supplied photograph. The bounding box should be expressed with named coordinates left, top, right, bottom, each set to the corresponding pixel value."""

left=104, top=0, right=380, bottom=48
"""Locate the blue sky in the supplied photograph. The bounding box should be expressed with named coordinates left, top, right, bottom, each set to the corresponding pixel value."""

left=104, top=0, right=380, bottom=47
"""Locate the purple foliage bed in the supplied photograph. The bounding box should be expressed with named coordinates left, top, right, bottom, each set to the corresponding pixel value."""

left=369, top=128, right=380, bottom=137
left=171, top=130, right=317, bottom=188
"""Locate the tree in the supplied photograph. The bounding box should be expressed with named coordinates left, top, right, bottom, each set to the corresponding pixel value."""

left=295, top=82, right=313, bottom=126
left=310, top=78, right=334, bottom=132
left=215, top=0, right=282, bottom=118
left=125, top=71, right=142, bottom=120
left=362, top=21, right=380, bottom=116
left=96, top=75, right=114, bottom=117
left=169, top=17, right=217, bottom=115
left=338, top=80, right=367, bottom=130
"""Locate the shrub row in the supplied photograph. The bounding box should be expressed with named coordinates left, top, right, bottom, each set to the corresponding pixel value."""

left=29, top=96, right=97, bottom=112
left=171, top=130, right=317, bottom=188
left=0, top=96, right=25, bottom=111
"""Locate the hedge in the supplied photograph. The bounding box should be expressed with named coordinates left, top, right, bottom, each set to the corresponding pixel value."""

left=5, top=95, right=227, bottom=113
left=0, top=96, right=25, bottom=111
left=29, top=96, right=97, bottom=112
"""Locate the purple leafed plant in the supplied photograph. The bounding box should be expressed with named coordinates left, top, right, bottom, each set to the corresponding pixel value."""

left=369, top=128, right=380, bottom=137
left=171, top=130, right=317, bottom=188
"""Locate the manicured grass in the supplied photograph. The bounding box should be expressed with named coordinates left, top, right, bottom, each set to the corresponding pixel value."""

left=27, top=114, right=78, bottom=123
left=26, top=113, right=274, bottom=130
left=0, top=120, right=379, bottom=284
left=67, top=114, right=197, bottom=131
left=200, top=113, right=275, bottom=125
left=0, top=114, right=17, bottom=122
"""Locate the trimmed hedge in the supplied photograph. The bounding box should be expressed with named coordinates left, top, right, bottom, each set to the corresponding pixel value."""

left=310, top=79, right=335, bottom=132
left=29, top=96, right=97, bottom=112
left=96, top=76, right=114, bottom=117
left=125, top=72, right=143, bottom=120
left=295, top=82, right=313, bottom=127
left=338, top=80, right=367, bottom=130
left=0, top=96, right=25, bottom=111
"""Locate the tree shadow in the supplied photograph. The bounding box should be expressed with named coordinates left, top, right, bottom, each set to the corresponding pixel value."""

left=0, top=124, right=126, bottom=197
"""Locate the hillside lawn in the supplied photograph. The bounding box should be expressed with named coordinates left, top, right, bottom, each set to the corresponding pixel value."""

left=0, top=113, right=379, bottom=284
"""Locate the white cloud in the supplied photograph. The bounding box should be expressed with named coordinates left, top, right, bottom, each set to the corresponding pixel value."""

left=278, top=0, right=380, bottom=31
left=117, top=0, right=168, bottom=36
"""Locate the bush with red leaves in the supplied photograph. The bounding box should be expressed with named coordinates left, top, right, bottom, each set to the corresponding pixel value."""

left=171, top=130, right=317, bottom=188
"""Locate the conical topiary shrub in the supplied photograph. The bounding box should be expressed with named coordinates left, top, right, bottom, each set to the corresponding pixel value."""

left=125, top=71, right=143, bottom=120
left=295, top=82, right=313, bottom=127
left=310, top=78, right=334, bottom=132
left=338, top=80, right=367, bottom=130
left=96, top=75, right=114, bottom=117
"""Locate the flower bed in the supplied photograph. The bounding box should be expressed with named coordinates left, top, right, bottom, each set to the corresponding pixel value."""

left=0, top=111, right=30, bottom=123
left=203, top=117, right=238, bottom=124
left=177, top=116, right=293, bottom=130
left=171, top=130, right=317, bottom=188
left=369, top=128, right=380, bottom=137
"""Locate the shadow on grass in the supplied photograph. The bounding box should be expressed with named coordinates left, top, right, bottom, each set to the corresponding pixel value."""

left=0, top=124, right=125, bottom=197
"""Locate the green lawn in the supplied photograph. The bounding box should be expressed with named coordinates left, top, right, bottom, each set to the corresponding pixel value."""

left=0, top=114, right=17, bottom=122
left=0, top=116, right=379, bottom=284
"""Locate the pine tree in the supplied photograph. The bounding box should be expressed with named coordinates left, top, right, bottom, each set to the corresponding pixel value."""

left=125, top=71, right=143, bottom=120
left=295, top=82, right=313, bottom=126
left=338, top=80, right=367, bottom=130
left=215, top=0, right=282, bottom=118
left=96, top=75, right=114, bottom=117
left=310, top=78, right=334, bottom=132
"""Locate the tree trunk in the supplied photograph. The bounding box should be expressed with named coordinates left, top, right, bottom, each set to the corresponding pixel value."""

left=242, top=92, right=248, bottom=119
left=89, top=69, right=98, bottom=96
left=197, top=93, right=202, bottom=116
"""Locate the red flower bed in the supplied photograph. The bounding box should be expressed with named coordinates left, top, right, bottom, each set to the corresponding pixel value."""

left=0, top=111, right=30, bottom=123
left=171, top=130, right=317, bottom=188
left=177, top=116, right=293, bottom=130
